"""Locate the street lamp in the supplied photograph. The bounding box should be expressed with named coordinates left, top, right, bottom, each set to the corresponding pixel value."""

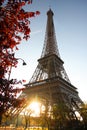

left=8, top=57, right=27, bottom=80
left=17, top=58, right=27, bottom=66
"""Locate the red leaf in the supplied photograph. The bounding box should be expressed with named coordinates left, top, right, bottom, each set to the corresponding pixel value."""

left=16, top=46, right=19, bottom=50
left=28, top=12, right=35, bottom=17
left=36, top=11, right=40, bottom=15
left=22, top=79, right=26, bottom=82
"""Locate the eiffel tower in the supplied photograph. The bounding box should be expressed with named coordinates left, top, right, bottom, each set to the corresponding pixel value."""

left=23, top=9, right=82, bottom=120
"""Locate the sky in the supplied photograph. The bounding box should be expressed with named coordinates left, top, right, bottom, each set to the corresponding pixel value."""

left=11, top=0, right=87, bottom=102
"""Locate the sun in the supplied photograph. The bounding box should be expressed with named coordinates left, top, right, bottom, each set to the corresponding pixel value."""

left=22, top=101, right=45, bottom=117
left=29, top=101, right=41, bottom=117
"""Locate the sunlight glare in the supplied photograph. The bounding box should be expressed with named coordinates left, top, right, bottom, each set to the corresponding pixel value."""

left=29, top=101, right=40, bottom=117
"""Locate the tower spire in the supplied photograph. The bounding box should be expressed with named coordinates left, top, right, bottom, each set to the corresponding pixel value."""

left=41, top=8, right=60, bottom=58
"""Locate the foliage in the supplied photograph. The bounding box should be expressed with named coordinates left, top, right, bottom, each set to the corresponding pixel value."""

left=0, top=0, right=40, bottom=123
left=80, top=103, right=87, bottom=125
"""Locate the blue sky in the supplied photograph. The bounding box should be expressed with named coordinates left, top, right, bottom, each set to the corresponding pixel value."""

left=11, top=0, right=87, bottom=101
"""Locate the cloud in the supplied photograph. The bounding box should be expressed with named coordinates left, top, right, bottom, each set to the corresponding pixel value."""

left=31, top=30, right=42, bottom=35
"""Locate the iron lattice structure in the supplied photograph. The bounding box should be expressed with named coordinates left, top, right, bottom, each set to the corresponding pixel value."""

left=23, top=9, right=82, bottom=123
left=29, top=9, right=70, bottom=84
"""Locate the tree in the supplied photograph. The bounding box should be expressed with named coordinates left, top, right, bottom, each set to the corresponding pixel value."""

left=0, top=0, right=40, bottom=124
left=80, top=102, right=87, bottom=128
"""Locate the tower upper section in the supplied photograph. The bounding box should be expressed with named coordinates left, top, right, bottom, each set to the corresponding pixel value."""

left=41, top=9, right=60, bottom=58
left=28, top=9, right=71, bottom=84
